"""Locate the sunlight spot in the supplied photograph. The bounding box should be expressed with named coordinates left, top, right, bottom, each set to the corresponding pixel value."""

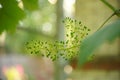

left=63, top=0, right=75, bottom=17
left=0, top=4, right=3, bottom=9
left=64, top=65, right=73, bottom=74
left=42, top=22, right=53, bottom=34
left=16, top=0, right=21, bottom=2
left=19, top=21, right=24, bottom=26
left=18, top=0, right=24, bottom=9
left=0, top=32, right=6, bottom=46
left=48, top=0, right=57, bottom=4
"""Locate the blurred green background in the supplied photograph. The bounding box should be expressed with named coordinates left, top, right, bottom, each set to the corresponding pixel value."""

left=0, top=0, right=120, bottom=80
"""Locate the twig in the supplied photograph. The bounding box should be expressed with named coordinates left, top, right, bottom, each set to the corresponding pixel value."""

left=100, top=0, right=116, bottom=11
left=97, top=12, right=115, bottom=31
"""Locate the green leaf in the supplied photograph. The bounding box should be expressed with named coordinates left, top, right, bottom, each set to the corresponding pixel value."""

left=0, top=0, right=25, bottom=34
left=22, top=0, right=39, bottom=11
left=78, top=19, right=120, bottom=67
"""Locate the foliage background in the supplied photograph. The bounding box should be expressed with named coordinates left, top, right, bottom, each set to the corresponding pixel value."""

left=0, top=0, right=120, bottom=80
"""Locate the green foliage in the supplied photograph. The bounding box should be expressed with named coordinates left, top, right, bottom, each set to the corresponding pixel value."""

left=22, top=0, right=38, bottom=11
left=25, top=17, right=90, bottom=61
left=0, top=0, right=38, bottom=34
left=0, top=0, right=25, bottom=34
left=78, top=19, right=120, bottom=66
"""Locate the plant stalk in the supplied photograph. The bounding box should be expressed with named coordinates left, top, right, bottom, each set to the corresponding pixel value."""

left=97, top=12, right=115, bottom=31
left=100, top=0, right=116, bottom=11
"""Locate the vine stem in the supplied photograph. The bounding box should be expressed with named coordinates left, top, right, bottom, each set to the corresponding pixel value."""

left=100, top=0, right=116, bottom=11
left=97, top=12, right=115, bottom=31
left=60, top=45, right=80, bottom=50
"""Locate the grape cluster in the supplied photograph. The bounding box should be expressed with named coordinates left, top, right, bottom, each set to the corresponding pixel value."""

left=25, top=17, right=90, bottom=61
